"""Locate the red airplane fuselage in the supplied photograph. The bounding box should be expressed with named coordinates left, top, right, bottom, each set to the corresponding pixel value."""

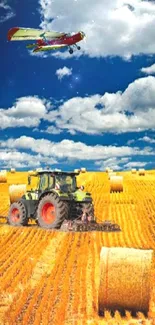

left=37, top=32, right=84, bottom=47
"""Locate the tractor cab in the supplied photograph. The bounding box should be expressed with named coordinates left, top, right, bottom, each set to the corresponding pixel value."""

left=28, top=170, right=80, bottom=193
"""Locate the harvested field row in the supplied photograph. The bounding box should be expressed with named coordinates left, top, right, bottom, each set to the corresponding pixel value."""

left=0, top=170, right=155, bottom=324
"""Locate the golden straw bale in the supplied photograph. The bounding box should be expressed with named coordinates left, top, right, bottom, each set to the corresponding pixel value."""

left=28, top=170, right=37, bottom=176
left=80, top=167, right=87, bottom=173
left=148, top=272, right=155, bottom=321
left=108, top=172, right=116, bottom=179
left=138, top=169, right=145, bottom=176
left=131, top=169, right=137, bottom=174
left=98, top=247, right=153, bottom=315
left=110, top=176, right=123, bottom=192
left=105, top=167, right=111, bottom=173
left=0, top=170, right=7, bottom=183
left=9, top=184, right=27, bottom=203
left=108, top=169, right=113, bottom=173
left=74, top=169, right=80, bottom=173
left=10, top=168, right=16, bottom=173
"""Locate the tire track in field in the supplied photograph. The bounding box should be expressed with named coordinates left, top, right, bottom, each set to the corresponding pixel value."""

left=34, top=233, right=75, bottom=325
left=86, top=233, right=100, bottom=320
left=50, top=233, right=81, bottom=325
left=77, top=233, right=90, bottom=321
left=90, top=232, right=101, bottom=324
left=64, top=232, right=86, bottom=324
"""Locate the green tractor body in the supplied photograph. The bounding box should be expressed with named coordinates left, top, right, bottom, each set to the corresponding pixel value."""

left=7, top=170, right=94, bottom=229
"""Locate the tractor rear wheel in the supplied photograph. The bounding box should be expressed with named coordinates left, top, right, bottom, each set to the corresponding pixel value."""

left=37, top=193, right=69, bottom=229
left=7, top=201, right=28, bottom=226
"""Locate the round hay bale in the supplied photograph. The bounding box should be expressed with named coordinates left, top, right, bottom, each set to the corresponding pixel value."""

left=9, top=184, right=27, bottom=204
left=80, top=167, right=86, bottom=173
left=10, top=168, right=16, bottom=173
left=138, top=169, right=145, bottom=176
left=110, top=176, right=123, bottom=192
left=98, top=247, right=153, bottom=315
left=105, top=167, right=111, bottom=173
left=28, top=170, right=37, bottom=176
left=0, top=171, right=7, bottom=183
left=74, top=168, right=80, bottom=173
left=131, top=169, right=137, bottom=174
left=108, top=172, right=116, bottom=179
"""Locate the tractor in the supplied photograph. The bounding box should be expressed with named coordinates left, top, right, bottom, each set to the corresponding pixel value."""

left=7, top=170, right=121, bottom=232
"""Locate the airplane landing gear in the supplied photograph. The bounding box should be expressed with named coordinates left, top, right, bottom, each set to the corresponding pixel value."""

left=68, top=44, right=81, bottom=54
left=74, top=44, right=81, bottom=50
left=69, top=47, right=73, bottom=54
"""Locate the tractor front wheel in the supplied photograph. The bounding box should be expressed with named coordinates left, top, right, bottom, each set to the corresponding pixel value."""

left=37, top=193, right=68, bottom=229
left=7, top=201, right=28, bottom=226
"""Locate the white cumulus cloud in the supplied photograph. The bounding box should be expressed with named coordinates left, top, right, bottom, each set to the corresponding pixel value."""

left=45, top=76, right=155, bottom=134
left=0, top=1, right=15, bottom=23
left=0, top=96, right=48, bottom=129
left=39, top=0, right=155, bottom=59
left=124, top=161, right=147, bottom=168
left=141, top=63, right=155, bottom=75
left=0, top=150, right=56, bottom=169
left=56, top=66, right=72, bottom=80
left=95, top=157, right=131, bottom=170
left=1, top=136, right=154, bottom=161
left=138, top=135, right=155, bottom=143
left=2, top=76, right=155, bottom=135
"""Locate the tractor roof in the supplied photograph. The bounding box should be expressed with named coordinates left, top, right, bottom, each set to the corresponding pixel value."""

left=36, top=170, right=79, bottom=176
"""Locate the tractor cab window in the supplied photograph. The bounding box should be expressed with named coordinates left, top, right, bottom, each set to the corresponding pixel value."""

left=49, top=175, right=54, bottom=188
left=55, top=174, right=76, bottom=192
left=39, top=174, right=49, bottom=191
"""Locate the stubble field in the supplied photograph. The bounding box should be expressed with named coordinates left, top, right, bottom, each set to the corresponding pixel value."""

left=0, top=170, right=155, bottom=325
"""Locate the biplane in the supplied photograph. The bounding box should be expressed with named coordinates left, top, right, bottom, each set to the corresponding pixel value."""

left=7, top=27, right=85, bottom=54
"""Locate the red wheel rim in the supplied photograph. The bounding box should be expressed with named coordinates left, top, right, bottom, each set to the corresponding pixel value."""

left=42, top=202, right=56, bottom=223
left=11, top=208, right=20, bottom=222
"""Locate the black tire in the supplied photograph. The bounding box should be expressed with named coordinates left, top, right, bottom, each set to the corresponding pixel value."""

left=77, top=46, right=81, bottom=50
left=63, top=201, right=69, bottom=219
left=69, top=48, right=73, bottom=54
left=7, top=201, right=28, bottom=226
left=36, top=193, right=69, bottom=229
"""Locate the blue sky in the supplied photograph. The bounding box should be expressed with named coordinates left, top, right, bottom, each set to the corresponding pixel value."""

left=0, top=0, right=155, bottom=171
